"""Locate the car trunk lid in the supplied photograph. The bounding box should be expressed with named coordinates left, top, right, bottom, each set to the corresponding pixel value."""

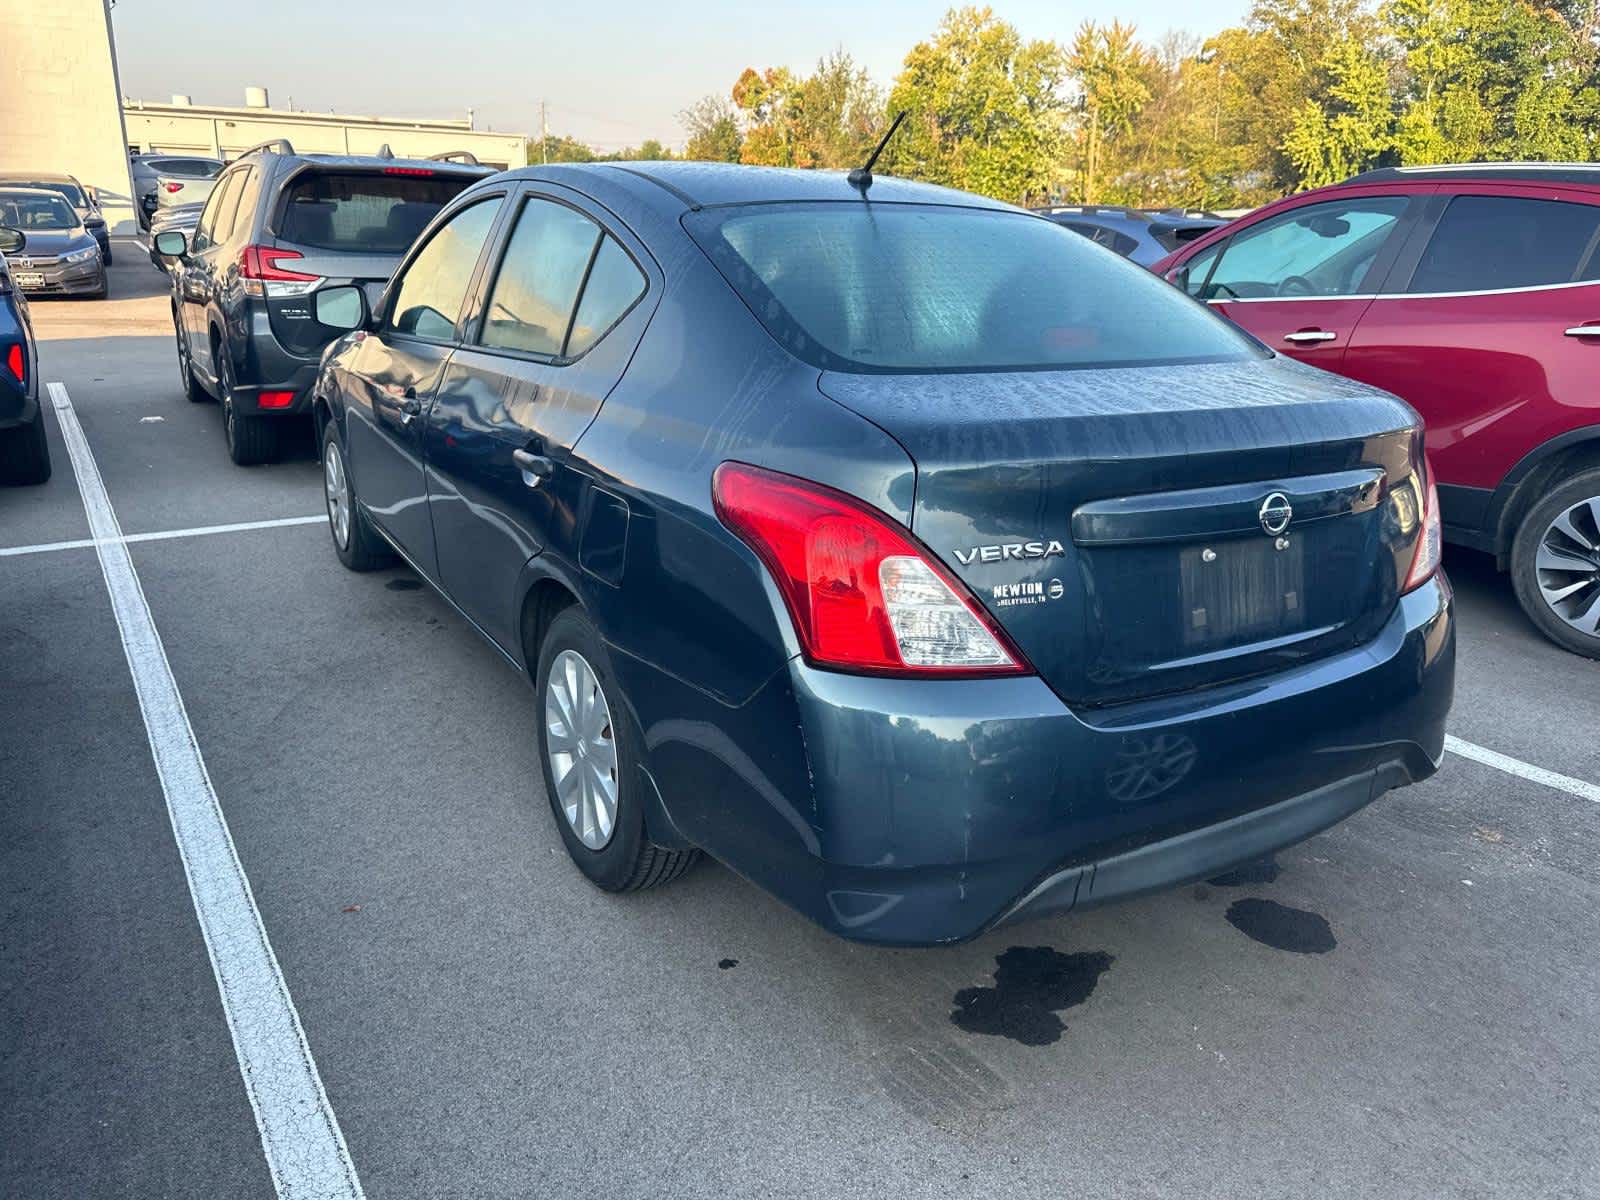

left=818, top=357, right=1424, bottom=707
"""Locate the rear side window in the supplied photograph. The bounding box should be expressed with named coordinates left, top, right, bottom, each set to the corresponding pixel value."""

left=479, top=199, right=600, bottom=356
left=1188, top=197, right=1408, bottom=300
left=1408, top=196, right=1600, bottom=293
left=687, top=203, right=1260, bottom=374
left=567, top=237, right=646, bottom=355
left=277, top=172, right=475, bottom=253
left=1061, top=221, right=1139, bottom=258
left=388, top=199, right=501, bottom=341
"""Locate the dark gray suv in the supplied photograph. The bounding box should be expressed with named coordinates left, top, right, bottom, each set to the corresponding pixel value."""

left=155, top=141, right=491, bottom=464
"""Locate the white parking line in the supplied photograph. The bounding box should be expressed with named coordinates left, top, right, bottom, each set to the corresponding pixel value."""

left=0, top=515, right=325, bottom=559
left=46, top=383, right=365, bottom=1200
left=1446, top=735, right=1600, bottom=804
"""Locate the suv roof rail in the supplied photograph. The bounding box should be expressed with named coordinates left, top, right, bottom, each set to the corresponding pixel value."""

left=237, top=138, right=295, bottom=160
left=1347, top=162, right=1600, bottom=185
left=426, top=150, right=480, bottom=165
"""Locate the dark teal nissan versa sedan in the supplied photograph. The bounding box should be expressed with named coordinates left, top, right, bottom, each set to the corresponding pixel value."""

left=309, top=162, right=1454, bottom=946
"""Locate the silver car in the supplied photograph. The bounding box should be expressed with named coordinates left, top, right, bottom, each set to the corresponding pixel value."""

left=130, top=154, right=223, bottom=230
left=0, top=188, right=106, bottom=299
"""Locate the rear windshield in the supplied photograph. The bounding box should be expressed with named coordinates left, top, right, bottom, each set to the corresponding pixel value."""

left=275, top=171, right=475, bottom=253
left=154, top=159, right=223, bottom=178
left=0, top=191, right=77, bottom=230
left=685, top=203, right=1262, bottom=374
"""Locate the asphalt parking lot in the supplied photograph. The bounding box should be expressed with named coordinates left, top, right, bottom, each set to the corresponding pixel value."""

left=3, top=247, right=1598, bottom=1200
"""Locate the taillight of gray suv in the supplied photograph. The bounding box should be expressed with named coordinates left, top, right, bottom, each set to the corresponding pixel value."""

left=154, top=140, right=492, bottom=464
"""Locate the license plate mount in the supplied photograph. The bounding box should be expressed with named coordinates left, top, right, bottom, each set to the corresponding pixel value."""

left=13, top=272, right=45, bottom=288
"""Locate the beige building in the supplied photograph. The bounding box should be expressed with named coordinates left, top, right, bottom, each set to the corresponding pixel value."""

left=123, top=90, right=528, bottom=171
left=0, top=0, right=136, bottom=233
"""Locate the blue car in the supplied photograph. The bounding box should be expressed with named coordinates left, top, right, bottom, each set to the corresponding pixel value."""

left=0, top=222, right=48, bottom=484
left=310, top=163, right=1454, bottom=946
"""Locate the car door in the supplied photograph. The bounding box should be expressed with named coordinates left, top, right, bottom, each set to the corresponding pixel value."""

left=342, top=195, right=506, bottom=581
left=1342, top=186, right=1600, bottom=508
left=1173, top=190, right=1424, bottom=368
left=425, top=184, right=654, bottom=653
left=177, top=167, right=245, bottom=380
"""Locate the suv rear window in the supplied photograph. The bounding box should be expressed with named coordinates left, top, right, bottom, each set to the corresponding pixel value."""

left=686, top=203, right=1260, bottom=374
left=275, top=172, right=473, bottom=253
left=153, top=159, right=223, bottom=178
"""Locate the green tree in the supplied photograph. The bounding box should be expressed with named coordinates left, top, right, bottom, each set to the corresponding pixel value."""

left=680, top=95, right=743, bottom=162
left=1070, top=20, right=1154, bottom=202
left=884, top=6, right=1070, bottom=204
left=1283, top=36, right=1396, bottom=186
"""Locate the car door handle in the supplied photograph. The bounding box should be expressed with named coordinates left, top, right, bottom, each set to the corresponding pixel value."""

left=1563, top=325, right=1600, bottom=338
left=512, top=448, right=553, bottom=487
left=1283, top=329, right=1338, bottom=344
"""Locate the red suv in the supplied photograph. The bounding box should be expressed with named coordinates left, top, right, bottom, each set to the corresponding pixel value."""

left=1153, top=164, right=1600, bottom=658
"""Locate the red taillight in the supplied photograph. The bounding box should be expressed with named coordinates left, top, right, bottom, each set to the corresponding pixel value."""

left=382, top=166, right=436, bottom=177
left=164, top=181, right=184, bottom=193
left=257, top=390, right=295, bottom=409
left=239, top=245, right=317, bottom=282
left=4, top=342, right=22, bottom=384
left=1405, top=455, right=1443, bottom=592
left=712, top=462, right=1031, bottom=677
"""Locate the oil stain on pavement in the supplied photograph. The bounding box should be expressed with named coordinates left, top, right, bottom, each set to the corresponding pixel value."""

left=951, top=946, right=1114, bottom=1046
left=1225, top=897, right=1336, bottom=954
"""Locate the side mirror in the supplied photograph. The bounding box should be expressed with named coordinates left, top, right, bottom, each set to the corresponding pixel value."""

left=154, top=230, right=188, bottom=258
left=0, top=227, right=24, bottom=255
left=314, top=284, right=370, bottom=331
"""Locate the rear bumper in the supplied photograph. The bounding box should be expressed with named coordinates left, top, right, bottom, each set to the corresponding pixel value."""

left=642, top=573, right=1454, bottom=946
left=229, top=308, right=319, bottom=416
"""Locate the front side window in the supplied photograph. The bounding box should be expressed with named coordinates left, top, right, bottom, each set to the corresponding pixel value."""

left=208, top=169, right=249, bottom=247
left=1408, top=195, right=1600, bottom=293
left=687, top=203, right=1260, bottom=373
left=1189, top=197, right=1409, bottom=300
left=388, top=199, right=500, bottom=342
left=191, top=173, right=239, bottom=251
left=479, top=198, right=602, bottom=356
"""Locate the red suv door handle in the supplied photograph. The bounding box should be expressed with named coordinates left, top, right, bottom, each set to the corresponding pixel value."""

left=1563, top=325, right=1600, bottom=339
left=1283, top=329, right=1338, bottom=344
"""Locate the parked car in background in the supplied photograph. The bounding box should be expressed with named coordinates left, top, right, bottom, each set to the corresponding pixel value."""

left=0, top=188, right=106, bottom=300
left=1035, top=204, right=1228, bottom=266
left=1154, top=162, right=1600, bottom=658
left=0, top=171, right=111, bottom=263
left=308, top=162, right=1453, bottom=945
left=0, top=224, right=48, bottom=484
left=154, top=140, right=492, bottom=463
left=148, top=202, right=202, bottom=273
left=131, top=153, right=224, bottom=230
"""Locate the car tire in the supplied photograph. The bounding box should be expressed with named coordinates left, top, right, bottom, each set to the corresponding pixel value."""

left=1510, top=465, right=1600, bottom=659
left=217, top=349, right=277, bottom=465
left=174, top=323, right=205, bottom=403
left=320, top=419, right=392, bottom=571
left=0, top=411, right=51, bottom=486
left=535, top=606, right=700, bottom=892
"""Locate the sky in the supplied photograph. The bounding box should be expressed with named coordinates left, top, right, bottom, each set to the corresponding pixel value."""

left=109, top=0, right=1249, bottom=151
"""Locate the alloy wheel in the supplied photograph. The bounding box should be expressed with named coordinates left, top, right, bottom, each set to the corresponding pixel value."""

left=324, top=440, right=352, bottom=551
left=544, top=649, right=619, bottom=850
left=1535, top=494, right=1600, bottom=637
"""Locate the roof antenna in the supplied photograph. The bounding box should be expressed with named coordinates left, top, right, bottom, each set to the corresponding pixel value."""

left=848, top=110, right=907, bottom=193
